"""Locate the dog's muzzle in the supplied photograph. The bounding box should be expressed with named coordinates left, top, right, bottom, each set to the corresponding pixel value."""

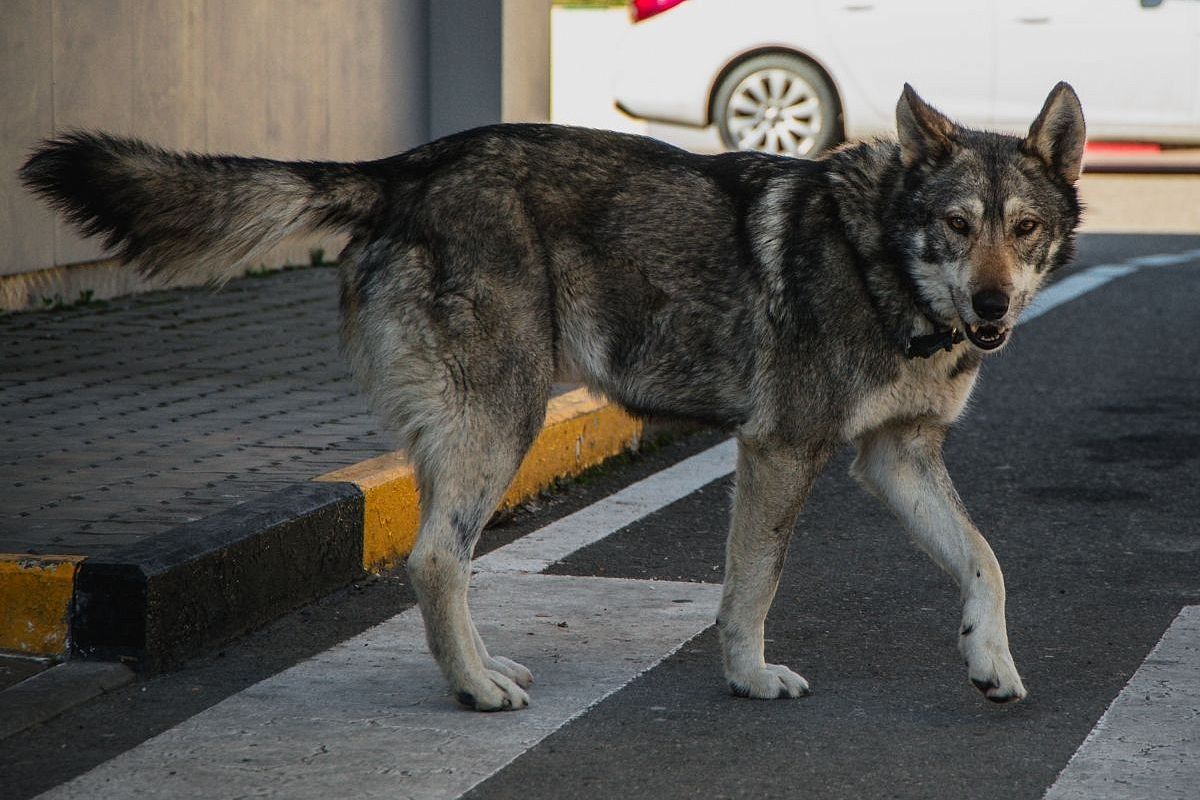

left=962, top=290, right=1012, bottom=350
left=963, top=323, right=1009, bottom=350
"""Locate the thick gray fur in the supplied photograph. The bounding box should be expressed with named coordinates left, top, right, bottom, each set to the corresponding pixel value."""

left=21, top=83, right=1085, bottom=711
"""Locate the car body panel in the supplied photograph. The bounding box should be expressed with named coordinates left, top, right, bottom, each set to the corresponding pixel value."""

left=612, top=0, right=1200, bottom=145
left=995, top=0, right=1199, bottom=142
left=814, top=0, right=993, bottom=135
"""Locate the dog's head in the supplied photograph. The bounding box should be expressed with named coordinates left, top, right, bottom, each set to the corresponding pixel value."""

left=890, top=83, right=1085, bottom=353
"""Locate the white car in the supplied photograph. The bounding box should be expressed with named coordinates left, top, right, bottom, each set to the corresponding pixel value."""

left=614, top=0, right=1200, bottom=157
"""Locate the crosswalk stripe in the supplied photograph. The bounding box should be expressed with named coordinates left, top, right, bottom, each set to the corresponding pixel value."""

left=1022, top=248, right=1200, bottom=322
left=1022, top=264, right=1138, bottom=322
left=475, top=439, right=736, bottom=574
left=1043, top=606, right=1200, bottom=800
left=41, top=574, right=720, bottom=800
left=38, top=443, right=736, bottom=799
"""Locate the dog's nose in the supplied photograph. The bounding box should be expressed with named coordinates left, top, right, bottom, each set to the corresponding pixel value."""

left=971, top=290, right=1010, bottom=321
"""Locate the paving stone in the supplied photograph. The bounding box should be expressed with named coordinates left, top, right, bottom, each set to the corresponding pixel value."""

left=0, top=267, right=391, bottom=558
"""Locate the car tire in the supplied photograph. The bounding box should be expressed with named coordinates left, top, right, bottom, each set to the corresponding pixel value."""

left=713, top=53, right=841, bottom=158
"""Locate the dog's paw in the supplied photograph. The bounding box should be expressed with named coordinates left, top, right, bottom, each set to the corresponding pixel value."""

left=453, top=669, right=531, bottom=712
left=962, top=634, right=1026, bottom=704
left=727, top=663, right=811, bottom=700
left=484, top=654, right=534, bottom=689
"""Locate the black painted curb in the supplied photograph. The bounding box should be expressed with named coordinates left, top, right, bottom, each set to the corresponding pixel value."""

left=71, top=481, right=365, bottom=674
left=55, top=417, right=693, bottom=675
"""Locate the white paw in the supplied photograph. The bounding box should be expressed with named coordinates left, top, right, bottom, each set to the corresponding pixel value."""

left=454, top=668, right=531, bottom=711
left=727, top=663, right=811, bottom=699
left=484, top=654, right=534, bottom=689
left=961, top=630, right=1027, bottom=704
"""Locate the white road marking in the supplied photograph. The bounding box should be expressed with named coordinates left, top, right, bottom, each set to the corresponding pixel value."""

left=475, top=439, right=736, bottom=574
left=39, top=444, right=736, bottom=799
left=1126, top=248, right=1200, bottom=268
left=1044, top=606, right=1200, bottom=800
left=42, top=574, right=720, bottom=800
left=1022, top=264, right=1137, bottom=322
left=1022, top=248, right=1200, bottom=322
left=1019, top=250, right=1200, bottom=797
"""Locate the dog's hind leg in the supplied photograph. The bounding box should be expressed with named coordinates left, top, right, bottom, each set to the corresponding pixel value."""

left=406, top=404, right=546, bottom=711
left=851, top=422, right=1027, bottom=704
left=719, top=438, right=830, bottom=700
left=349, top=273, right=552, bottom=710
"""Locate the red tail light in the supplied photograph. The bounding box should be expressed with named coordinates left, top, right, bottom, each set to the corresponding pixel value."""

left=630, top=0, right=688, bottom=23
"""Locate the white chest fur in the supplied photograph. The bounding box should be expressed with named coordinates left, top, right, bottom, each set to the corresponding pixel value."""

left=842, top=348, right=979, bottom=440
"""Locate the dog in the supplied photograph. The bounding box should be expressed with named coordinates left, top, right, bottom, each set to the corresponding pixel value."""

left=21, top=83, right=1085, bottom=711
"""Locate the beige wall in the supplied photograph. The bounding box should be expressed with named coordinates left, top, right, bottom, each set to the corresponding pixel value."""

left=2, top=1, right=56, bottom=279
left=503, top=0, right=552, bottom=125
left=1, top=0, right=430, bottom=282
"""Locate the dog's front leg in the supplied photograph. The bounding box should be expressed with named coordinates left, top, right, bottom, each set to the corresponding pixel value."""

left=719, top=438, right=829, bottom=699
left=852, top=423, right=1027, bottom=703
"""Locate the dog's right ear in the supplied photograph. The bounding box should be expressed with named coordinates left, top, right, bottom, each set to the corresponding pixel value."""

left=1024, top=82, right=1086, bottom=184
left=896, top=84, right=957, bottom=168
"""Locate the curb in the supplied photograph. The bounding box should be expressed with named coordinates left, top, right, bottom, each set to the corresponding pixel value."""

left=0, top=389, right=641, bottom=671
left=316, top=389, right=643, bottom=571
left=0, top=555, right=85, bottom=656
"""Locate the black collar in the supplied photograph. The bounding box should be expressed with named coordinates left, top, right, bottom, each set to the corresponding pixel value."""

left=905, top=326, right=965, bottom=359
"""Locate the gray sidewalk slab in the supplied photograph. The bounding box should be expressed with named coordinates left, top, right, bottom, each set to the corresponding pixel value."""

left=0, top=266, right=391, bottom=558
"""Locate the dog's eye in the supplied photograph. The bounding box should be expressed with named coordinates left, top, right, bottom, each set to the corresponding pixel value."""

left=946, top=214, right=969, bottom=234
left=1015, top=218, right=1040, bottom=236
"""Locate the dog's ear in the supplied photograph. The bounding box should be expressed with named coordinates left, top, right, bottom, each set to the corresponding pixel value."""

left=1024, top=82, right=1086, bottom=183
left=895, top=84, right=956, bottom=168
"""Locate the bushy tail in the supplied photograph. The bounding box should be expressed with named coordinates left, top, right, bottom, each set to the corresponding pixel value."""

left=20, top=131, right=384, bottom=284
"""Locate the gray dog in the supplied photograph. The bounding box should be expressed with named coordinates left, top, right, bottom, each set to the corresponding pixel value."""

left=22, top=83, right=1084, bottom=711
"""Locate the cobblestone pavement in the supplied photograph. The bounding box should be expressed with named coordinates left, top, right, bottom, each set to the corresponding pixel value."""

left=0, top=266, right=389, bottom=557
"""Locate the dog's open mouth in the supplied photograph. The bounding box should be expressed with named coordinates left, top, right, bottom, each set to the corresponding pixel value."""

left=964, top=323, right=1009, bottom=351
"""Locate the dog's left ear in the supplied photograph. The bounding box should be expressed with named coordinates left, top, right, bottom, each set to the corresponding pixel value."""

left=896, top=84, right=957, bottom=168
left=1024, top=82, right=1086, bottom=183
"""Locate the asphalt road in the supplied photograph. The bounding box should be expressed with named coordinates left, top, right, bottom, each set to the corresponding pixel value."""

left=2, top=231, right=1198, bottom=799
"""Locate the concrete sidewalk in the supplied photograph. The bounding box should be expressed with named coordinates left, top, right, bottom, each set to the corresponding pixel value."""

left=0, top=264, right=641, bottom=675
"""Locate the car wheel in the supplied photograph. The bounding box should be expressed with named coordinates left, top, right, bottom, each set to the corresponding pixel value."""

left=713, top=54, right=841, bottom=157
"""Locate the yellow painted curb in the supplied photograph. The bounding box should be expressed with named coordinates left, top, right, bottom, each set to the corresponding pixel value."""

left=317, top=451, right=422, bottom=574
left=318, top=389, right=642, bottom=573
left=0, top=554, right=85, bottom=656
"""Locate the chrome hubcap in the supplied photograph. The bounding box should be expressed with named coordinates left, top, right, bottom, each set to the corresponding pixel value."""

left=725, top=68, right=823, bottom=156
